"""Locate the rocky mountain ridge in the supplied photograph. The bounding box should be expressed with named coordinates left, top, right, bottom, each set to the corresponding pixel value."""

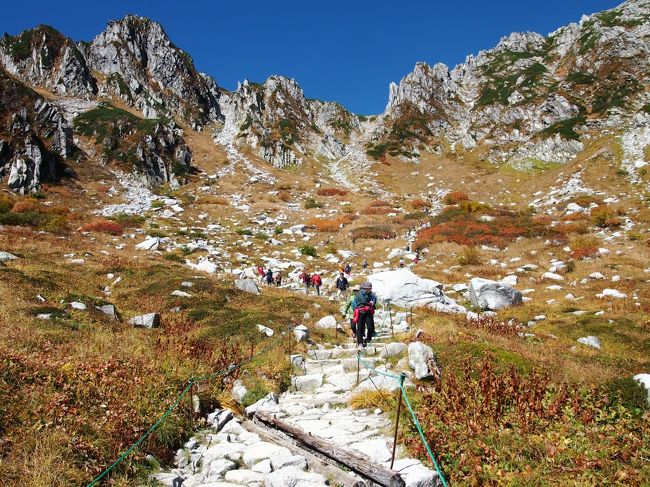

left=1, top=0, right=649, bottom=192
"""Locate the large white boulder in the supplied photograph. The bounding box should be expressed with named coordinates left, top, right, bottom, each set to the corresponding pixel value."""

left=408, top=342, right=435, bottom=380
left=188, top=259, right=218, bottom=274
left=293, top=325, right=309, bottom=342
left=315, top=315, right=337, bottom=329
left=468, top=277, right=523, bottom=310
left=577, top=336, right=601, bottom=349
left=235, top=279, right=260, bottom=294
left=130, top=313, right=160, bottom=328
left=367, top=269, right=466, bottom=313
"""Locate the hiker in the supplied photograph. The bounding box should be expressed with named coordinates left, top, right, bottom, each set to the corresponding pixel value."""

left=257, top=265, right=265, bottom=284
left=343, top=284, right=361, bottom=338
left=274, top=271, right=282, bottom=286
left=265, top=268, right=274, bottom=285
left=405, top=243, right=411, bottom=252
left=361, top=259, right=368, bottom=270
left=344, top=263, right=352, bottom=275
left=335, top=272, right=349, bottom=298
left=311, top=273, right=322, bottom=296
left=352, top=281, right=377, bottom=347
left=299, top=270, right=311, bottom=294
left=399, top=258, right=405, bottom=268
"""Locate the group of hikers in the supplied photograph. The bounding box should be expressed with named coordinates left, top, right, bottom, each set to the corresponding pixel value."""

left=254, top=247, right=421, bottom=348
left=257, top=266, right=282, bottom=286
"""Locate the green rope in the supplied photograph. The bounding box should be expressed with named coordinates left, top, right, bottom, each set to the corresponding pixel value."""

left=400, top=384, right=449, bottom=487
left=357, top=349, right=449, bottom=486
left=357, top=352, right=402, bottom=380
left=86, top=333, right=285, bottom=486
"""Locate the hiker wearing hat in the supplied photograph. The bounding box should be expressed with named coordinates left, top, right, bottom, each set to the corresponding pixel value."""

left=352, top=281, right=377, bottom=347
left=342, top=284, right=360, bottom=337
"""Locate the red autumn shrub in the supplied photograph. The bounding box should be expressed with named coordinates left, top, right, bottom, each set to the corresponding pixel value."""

left=410, top=198, right=431, bottom=209
left=306, top=215, right=355, bottom=232
left=316, top=188, right=348, bottom=197
left=443, top=191, right=469, bottom=205
left=80, top=219, right=124, bottom=235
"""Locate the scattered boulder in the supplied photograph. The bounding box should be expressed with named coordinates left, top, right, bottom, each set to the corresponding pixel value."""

left=171, top=290, right=192, bottom=297
left=633, top=374, right=650, bottom=406
left=599, top=288, right=627, bottom=299
left=577, top=336, right=601, bottom=349
left=257, top=324, right=274, bottom=337
left=542, top=272, right=564, bottom=281
left=0, top=251, right=18, bottom=262
left=231, top=380, right=248, bottom=404
left=96, top=304, right=119, bottom=321
left=408, top=341, right=436, bottom=380
left=315, top=315, right=337, bottom=329
left=235, top=279, right=260, bottom=294
left=293, top=325, right=309, bottom=342
left=130, top=313, right=161, bottom=328
left=135, top=237, right=160, bottom=251
left=70, top=301, right=87, bottom=310
left=207, top=409, right=234, bottom=432
left=468, top=277, right=522, bottom=310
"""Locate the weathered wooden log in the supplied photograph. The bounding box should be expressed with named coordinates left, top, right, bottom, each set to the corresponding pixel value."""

left=255, top=411, right=405, bottom=487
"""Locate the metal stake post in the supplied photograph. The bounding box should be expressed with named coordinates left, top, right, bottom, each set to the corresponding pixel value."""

left=188, top=380, right=194, bottom=430
left=356, top=351, right=360, bottom=386
left=388, top=300, right=394, bottom=339
left=390, top=374, right=406, bottom=470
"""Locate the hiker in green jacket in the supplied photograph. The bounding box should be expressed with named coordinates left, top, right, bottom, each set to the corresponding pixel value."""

left=342, top=284, right=360, bottom=338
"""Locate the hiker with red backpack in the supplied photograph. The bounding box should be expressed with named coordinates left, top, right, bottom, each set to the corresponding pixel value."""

left=299, top=270, right=311, bottom=294
left=257, top=265, right=265, bottom=284
left=351, top=281, right=377, bottom=347
left=311, top=273, right=322, bottom=296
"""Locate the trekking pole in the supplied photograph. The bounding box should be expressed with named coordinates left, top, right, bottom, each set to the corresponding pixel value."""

left=390, top=373, right=406, bottom=470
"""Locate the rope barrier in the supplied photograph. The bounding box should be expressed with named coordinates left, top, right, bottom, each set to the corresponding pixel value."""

left=357, top=346, right=449, bottom=487
left=400, top=384, right=449, bottom=487
left=85, top=332, right=286, bottom=486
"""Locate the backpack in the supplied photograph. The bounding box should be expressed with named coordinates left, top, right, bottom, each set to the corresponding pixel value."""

left=312, top=274, right=322, bottom=286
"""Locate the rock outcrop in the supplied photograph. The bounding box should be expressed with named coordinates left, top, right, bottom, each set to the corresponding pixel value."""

left=83, top=15, right=222, bottom=126
left=0, top=68, right=74, bottom=192
left=0, top=25, right=97, bottom=97
left=368, top=0, right=650, bottom=163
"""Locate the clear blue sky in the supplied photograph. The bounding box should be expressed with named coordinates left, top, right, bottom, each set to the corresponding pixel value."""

left=2, top=0, right=622, bottom=114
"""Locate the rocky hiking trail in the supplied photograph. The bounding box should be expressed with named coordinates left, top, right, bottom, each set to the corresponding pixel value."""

left=153, top=309, right=443, bottom=487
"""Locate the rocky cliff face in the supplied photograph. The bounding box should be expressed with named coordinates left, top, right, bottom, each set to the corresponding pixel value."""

left=0, top=25, right=97, bottom=97
left=215, top=76, right=359, bottom=168
left=0, top=68, right=74, bottom=193
left=369, top=0, right=650, bottom=163
left=82, top=15, right=222, bottom=126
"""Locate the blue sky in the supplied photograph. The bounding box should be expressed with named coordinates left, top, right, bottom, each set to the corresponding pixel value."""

left=2, top=0, right=621, bottom=114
